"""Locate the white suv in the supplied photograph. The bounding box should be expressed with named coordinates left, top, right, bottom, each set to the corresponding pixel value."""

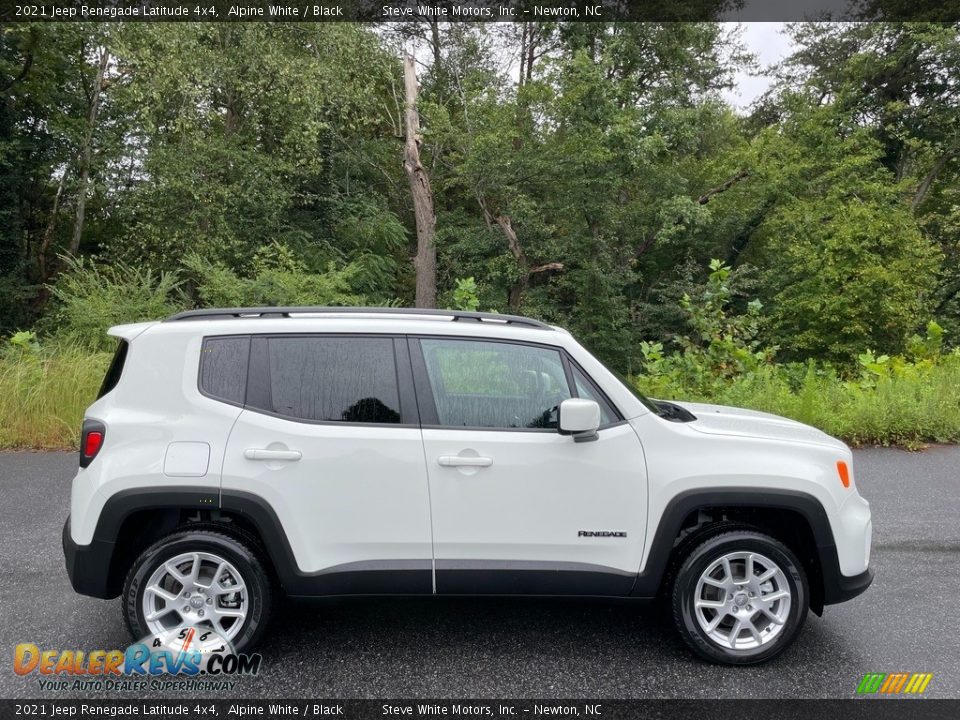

left=63, top=307, right=872, bottom=665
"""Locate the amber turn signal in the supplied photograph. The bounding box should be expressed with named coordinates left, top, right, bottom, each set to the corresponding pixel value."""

left=836, top=460, right=851, bottom=488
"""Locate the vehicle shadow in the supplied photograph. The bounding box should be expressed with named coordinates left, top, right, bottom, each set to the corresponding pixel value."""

left=254, top=595, right=692, bottom=695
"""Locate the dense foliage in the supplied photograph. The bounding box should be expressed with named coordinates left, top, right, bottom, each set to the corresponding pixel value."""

left=634, top=261, right=960, bottom=449
left=1, top=21, right=958, bottom=447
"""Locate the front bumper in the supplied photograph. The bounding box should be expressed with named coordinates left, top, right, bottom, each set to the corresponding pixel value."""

left=823, top=566, right=874, bottom=605
left=62, top=516, right=118, bottom=599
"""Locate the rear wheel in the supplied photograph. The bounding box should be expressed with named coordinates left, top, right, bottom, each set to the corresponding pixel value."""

left=671, top=530, right=808, bottom=665
left=123, top=529, right=272, bottom=654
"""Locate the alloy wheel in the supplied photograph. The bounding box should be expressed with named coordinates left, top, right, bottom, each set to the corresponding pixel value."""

left=693, top=550, right=792, bottom=650
left=141, top=551, right=248, bottom=644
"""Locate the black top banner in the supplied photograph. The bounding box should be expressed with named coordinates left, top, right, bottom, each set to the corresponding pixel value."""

left=1, top=0, right=958, bottom=23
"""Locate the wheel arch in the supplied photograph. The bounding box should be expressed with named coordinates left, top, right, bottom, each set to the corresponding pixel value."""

left=90, top=488, right=298, bottom=598
left=631, top=488, right=837, bottom=614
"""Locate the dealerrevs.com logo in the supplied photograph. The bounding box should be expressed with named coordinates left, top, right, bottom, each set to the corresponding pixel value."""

left=856, top=672, right=933, bottom=695
left=13, top=629, right=262, bottom=692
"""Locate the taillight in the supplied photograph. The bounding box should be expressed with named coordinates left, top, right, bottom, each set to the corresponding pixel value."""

left=80, top=419, right=106, bottom=468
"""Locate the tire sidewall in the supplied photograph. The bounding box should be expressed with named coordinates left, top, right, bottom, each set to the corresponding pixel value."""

left=673, top=532, right=808, bottom=665
left=124, top=530, right=271, bottom=654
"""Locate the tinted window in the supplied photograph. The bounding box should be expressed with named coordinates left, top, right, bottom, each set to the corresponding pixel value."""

left=200, top=336, right=250, bottom=405
left=420, top=339, right=571, bottom=429
left=571, top=364, right=618, bottom=425
left=259, top=337, right=400, bottom=424
left=98, top=340, right=128, bottom=399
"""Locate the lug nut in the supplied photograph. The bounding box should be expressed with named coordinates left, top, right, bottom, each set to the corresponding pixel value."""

left=206, top=598, right=213, bottom=605
left=747, top=605, right=753, bottom=611
left=198, top=610, right=204, bottom=617
left=183, top=592, right=190, bottom=598
left=182, top=606, right=190, bottom=613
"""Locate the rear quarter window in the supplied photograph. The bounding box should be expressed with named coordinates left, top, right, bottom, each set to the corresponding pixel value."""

left=97, top=340, right=129, bottom=399
left=199, top=336, right=251, bottom=405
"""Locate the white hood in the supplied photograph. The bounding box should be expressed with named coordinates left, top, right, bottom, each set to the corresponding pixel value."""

left=670, top=400, right=848, bottom=451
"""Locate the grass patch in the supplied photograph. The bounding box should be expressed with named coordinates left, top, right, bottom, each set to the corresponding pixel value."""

left=0, top=342, right=958, bottom=450
left=0, top=346, right=109, bottom=449
left=635, top=354, right=960, bottom=449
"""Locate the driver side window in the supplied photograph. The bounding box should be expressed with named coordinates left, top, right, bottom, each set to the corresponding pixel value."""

left=420, top=339, right=571, bottom=429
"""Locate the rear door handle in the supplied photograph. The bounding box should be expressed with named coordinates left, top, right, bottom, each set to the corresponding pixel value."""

left=244, top=448, right=302, bottom=461
left=438, top=455, right=493, bottom=468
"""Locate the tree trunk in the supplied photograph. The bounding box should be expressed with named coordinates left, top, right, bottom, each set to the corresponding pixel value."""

left=912, top=148, right=957, bottom=211
left=493, top=213, right=562, bottom=312
left=70, top=45, right=109, bottom=255
left=403, top=54, right=437, bottom=308
left=38, top=167, right=69, bottom=283
left=495, top=214, right=528, bottom=310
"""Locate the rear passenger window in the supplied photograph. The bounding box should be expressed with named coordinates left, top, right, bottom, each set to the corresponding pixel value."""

left=252, top=337, right=401, bottom=424
left=200, top=336, right=250, bottom=405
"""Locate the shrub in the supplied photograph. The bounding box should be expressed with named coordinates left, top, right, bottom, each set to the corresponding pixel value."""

left=42, top=255, right=184, bottom=351
left=450, top=277, right=480, bottom=312
left=633, top=261, right=960, bottom=448
left=184, top=247, right=365, bottom=308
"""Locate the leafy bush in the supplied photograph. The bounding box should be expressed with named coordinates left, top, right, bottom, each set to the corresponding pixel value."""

left=450, top=277, right=481, bottom=312
left=634, top=261, right=960, bottom=448
left=42, top=255, right=184, bottom=351
left=184, top=246, right=365, bottom=308
left=638, top=260, right=776, bottom=398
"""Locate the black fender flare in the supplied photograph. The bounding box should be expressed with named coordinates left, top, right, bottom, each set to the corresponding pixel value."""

left=628, top=487, right=868, bottom=609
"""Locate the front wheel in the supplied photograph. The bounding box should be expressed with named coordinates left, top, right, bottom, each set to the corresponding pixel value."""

left=671, top=530, right=808, bottom=665
left=123, top=529, right=273, bottom=654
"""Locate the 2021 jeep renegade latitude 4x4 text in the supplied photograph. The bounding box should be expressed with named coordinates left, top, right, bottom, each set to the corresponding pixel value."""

left=62, top=307, right=873, bottom=664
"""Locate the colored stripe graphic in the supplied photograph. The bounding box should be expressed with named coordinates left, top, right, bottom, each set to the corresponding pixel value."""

left=881, top=673, right=908, bottom=693
left=904, top=674, right=933, bottom=694
left=857, top=673, right=886, bottom=693
left=857, top=672, right=932, bottom=694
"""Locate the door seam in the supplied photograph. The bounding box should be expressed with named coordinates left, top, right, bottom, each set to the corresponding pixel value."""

left=406, top=335, right=437, bottom=594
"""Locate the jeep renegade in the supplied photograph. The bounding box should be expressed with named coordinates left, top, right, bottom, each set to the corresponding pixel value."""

left=63, top=307, right=873, bottom=664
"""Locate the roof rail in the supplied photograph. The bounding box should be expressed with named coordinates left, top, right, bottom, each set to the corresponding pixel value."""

left=163, top=306, right=554, bottom=330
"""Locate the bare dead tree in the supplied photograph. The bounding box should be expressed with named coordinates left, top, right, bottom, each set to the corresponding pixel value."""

left=403, top=54, right=437, bottom=308
left=38, top=168, right=69, bottom=282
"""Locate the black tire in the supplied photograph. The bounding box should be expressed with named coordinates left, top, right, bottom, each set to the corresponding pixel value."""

left=123, top=528, right=272, bottom=654
left=671, top=530, right=808, bottom=665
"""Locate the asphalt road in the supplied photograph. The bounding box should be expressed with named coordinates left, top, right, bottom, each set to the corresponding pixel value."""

left=1, top=447, right=958, bottom=699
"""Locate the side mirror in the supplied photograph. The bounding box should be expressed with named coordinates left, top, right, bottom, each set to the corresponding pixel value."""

left=558, top=398, right=601, bottom=442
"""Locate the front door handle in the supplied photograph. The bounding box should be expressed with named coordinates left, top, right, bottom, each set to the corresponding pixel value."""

left=244, top=448, right=302, bottom=461
left=438, top=455, right=493, bottom=468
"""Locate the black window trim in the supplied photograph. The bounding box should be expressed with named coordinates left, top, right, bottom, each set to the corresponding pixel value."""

left=408, top=334, right=626, bottom=433
left=197, top=331, right=626, bottom=433
left=564, top=355, right=624, bottom=427
left=242, top=332, right=418, bottom=428
left=198, top=334, right=251, bottom=408
left=98, top=338, right=130, bottom=399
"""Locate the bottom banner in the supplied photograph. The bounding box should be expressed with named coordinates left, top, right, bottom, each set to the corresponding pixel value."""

left=1, top=699, right=959, bottom=720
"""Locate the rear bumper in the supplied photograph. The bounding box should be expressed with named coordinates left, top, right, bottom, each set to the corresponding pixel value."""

left=62, top=516, right=118, bottom=599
